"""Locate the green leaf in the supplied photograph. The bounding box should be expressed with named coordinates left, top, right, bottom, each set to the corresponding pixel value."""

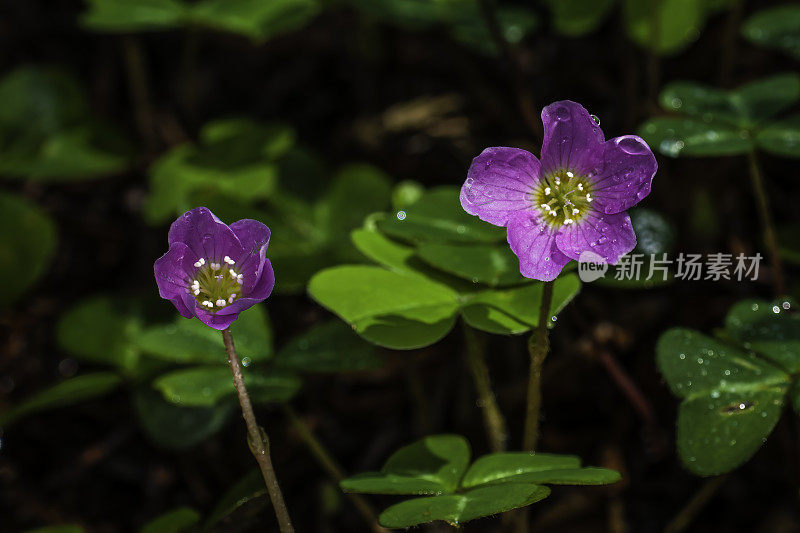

left=724, top=299, right=800, bottom=374
left=460, top=274, right=580, bottom=335
left=659, top=82, right=738, bottom=124
left=447, top=5, right=538, bottom=55
left=341, top=434, right=470, bottom=495
left=623, top=0, right=705, bottom=56
left=136, top=305, right=272, bottom=364
left=638, top=117, right=752, bottom=158
left=416, top=242, right=526, bottom=287
left=462, top=452, right=619, bottom=488
left=657, top=328, right=789, bottom=474
left=0, top=67, right=130, bottom=180
left=134, top=388, right=233, bottom=450
left=461, top=452, right=579, bottom=488
left=377, top=186, right=506, bottom=244
left=391, top=180, right=424, bottom=210
left=756, top=116, right=800, bottom=158
left=547, top=0, right=615, bottom=36
left=140, top=507, right=201, bottom=533
left=308, top=265, right=460, bottom=349
left=153, top=366, right=300, bottom=407
left=275, top=320, right=383, bottom=372
left=731, top=74, right=800, bottom=127
left=81, top=0, right=186, bottom=32
left=204, top=470, right=267, bottom=530
left=0, top=192, right=56, bottom=305
left=0, top=373, right=122, bottom=426
left=190, top=0, right=320, bottom=43
left=351, top=223, right=417, bottom=273
left=791, top=381, right=800, bottom=416
left=144, top=119, right=289, bottom=223
left=629, top=208, right=675, bottom=255
left=742, top=5, right=800, bottom=61
left=57, top=296, right=142, bottom=372
left=378, top=483, right=550, bottom=528
left=315, top=163, right=392, bottom=249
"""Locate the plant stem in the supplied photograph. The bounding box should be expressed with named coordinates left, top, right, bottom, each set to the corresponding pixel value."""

left=523, top=281, right=554, bottom=452
left=222, top=328, right=294, bottom=533
left=121, top=35, right=157, bottom=153
left=462, top=323, right=508, bottom=452
left=747, top=150, right=785, bottom=295
left=282, top=405, right=387, bottom=533
left=665, top=475, right=728, bottom=533
left=477, top=0, right=542, bottom=141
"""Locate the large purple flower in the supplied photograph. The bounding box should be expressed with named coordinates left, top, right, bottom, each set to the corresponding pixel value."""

left=461, top=100, right=657, bottom=281
left=154, top=207, right=275, bottom=330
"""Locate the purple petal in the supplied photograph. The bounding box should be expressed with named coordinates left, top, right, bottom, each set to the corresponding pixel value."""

left=506, top=211, right=571, bottom=281
left=588, top=136, right=657, bottom=215
left=461, top=147, right=541, bottom=227
left=168, top=207, right=244, bottom=263
left=194, top=306, right=239, bottom=330
left=230, top=219, right=271, bottom=255
left=218, top=259, right=275, bottom=315
left=555, top=210, right=636, bottom=264
left=154, top=242, right=194, bottom=318
left=540, top=101, right=604, bottom=177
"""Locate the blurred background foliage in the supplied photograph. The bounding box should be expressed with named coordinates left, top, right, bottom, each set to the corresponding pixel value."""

left=2, top=0, right=800, bottom=531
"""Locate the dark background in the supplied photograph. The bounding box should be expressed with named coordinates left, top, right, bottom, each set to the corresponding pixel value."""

left=1, top=0, right=799, bottom=531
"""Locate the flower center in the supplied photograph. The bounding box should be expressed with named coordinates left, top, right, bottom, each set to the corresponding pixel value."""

left=188, top=256, right=242, bottom=311
left=531, top=169, right=594, bottom=227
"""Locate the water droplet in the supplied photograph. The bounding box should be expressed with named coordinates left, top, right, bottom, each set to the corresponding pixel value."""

left=396, top=210, right=407, bottom=221
left=772, top=305, right=780, bottom=314
left=590, top=114, right=600, bottom=125
left=555, top=106, right=570, bottom=120
left=242, top=356, right=252, bottom=367
left=615, top=136, right=648, bottom=155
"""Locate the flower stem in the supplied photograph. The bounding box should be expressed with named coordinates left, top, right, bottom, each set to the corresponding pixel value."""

left=523, top=280, right=554, bottom=452
left=462, top=323, right=508, bottom=452
left=121, top=35, right=156, bottom=154
left=477, top=0, right=542, bottom=141
left=282, top=405, right=388, bottom=533
left=747, top=150, right=785, bottom=295
left=222, top=328, right=294, bottom=533
left=665, top=475, right=728, bottom=533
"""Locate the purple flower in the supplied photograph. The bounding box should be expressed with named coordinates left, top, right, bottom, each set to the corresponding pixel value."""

left=461, top=101, right=657, bottom=281
left=154, top=207, right=275, bottom=330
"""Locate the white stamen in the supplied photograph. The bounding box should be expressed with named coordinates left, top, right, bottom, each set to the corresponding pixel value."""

left=564, top=219, right=574, bottom=225
left=540, top=204, right=550, bottom=210
left=224, top=256, right=235, bottom=265
left=572, top=208, right=579, bottom=215
left=228, top=294, right=237, bottom=303
left=544, top=187, right=551, bottom=195
left=202, top=300, right=213, bottom=308
left=554, top=177, right=560, bottom=185
left=549, top=210, right=557, bottom=216
left=236, top=274, right=243, bottom=284
left=194, top=289, right=200, bottom=295
left=215, top=299, right=226, bottom=307
left=577, top=183, right=584, bottom=191
left=211, top=262, right=221, bottom=270
left=230, top=268, right=237, bottom=277
left=566, top=171, right=574, bottom=178
left=193, top=260, right=202, bottom=268
left=586, top=193, right=593, bottom=202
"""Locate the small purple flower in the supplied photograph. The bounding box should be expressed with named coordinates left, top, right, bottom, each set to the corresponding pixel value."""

left=461, top=100, right=657, bottom=281
left=154, top=207, right=275, bottom=330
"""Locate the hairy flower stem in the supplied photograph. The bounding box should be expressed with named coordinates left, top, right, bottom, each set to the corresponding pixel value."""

left=523, top=281, right=554, bottom=452
left=747, top=151, right=785, bottom=296
left=282, top=405, right=388, bottom=533
left=463, top=323, right=508, bottom=452
left=222, top=328, right=294, bottom=533
left=665, top=475, right=727, bottom=533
